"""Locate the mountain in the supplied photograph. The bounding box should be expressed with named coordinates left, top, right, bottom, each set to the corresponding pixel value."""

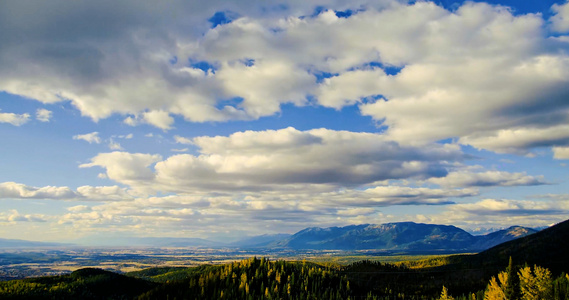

left=230, top=233, right=292, bottom=248
left=271, top=222, right=536, bottom=252
left=99, top=237, right=225, bottom=248
left=0, top=238, right=69, bottom=248
left=459, top=219, right=569, bottom=273
left=469, top=226, right=538, bottom=250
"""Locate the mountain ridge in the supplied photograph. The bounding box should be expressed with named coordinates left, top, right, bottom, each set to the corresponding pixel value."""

left=0, top=222, right=538, bottom=253
left=270, top=222, right=537, bottom=251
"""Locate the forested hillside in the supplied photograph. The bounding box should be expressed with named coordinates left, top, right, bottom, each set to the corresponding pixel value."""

left=1, top=219, right=567, bottom=299
left=2, top=257, right=568, bottom=299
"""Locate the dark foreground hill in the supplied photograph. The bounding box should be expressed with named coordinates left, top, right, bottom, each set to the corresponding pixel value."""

left=0, top=268, right=156, bottom=300
left=445, top=218, right=569, bottom=274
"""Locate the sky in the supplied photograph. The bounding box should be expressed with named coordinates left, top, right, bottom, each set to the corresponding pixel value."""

left=1, top=0, right=569, bottom=243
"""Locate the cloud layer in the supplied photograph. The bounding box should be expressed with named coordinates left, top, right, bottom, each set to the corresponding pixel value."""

left=82, top=127, right=466, bottom=193
left=1, top=1, right=568, bottom=158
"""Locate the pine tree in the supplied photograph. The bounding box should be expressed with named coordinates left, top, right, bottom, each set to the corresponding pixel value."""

left=505, top=257, right=519, bottom=300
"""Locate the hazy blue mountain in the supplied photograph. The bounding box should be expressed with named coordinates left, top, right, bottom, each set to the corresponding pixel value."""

left=230, top=233, right=292, bottom=248
left=271, top=222, right=536, bottom=251
left=106, top=237, right=225, bottom=247
left=470, top=226, right=538, bottom=250
left=1, top=222, right=536, bottom=251
left=0, top=238, right=69, bottom=248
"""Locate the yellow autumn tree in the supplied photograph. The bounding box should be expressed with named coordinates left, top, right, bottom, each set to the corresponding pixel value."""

left=485, top=271, right=508, bottom=300
left=439, top=285, right=455, bottom=300
left=518, top=265, right=553, bottom=300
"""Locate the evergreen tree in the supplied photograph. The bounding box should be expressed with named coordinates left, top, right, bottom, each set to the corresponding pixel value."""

left=505, top=257, right=519, bottom=300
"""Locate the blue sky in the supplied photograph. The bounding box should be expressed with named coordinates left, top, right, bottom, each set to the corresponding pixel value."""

left=1, top=0, right=569, bottom=243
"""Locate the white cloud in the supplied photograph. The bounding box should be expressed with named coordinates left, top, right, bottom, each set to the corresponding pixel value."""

left=215, top=60, right=314, bottom=118
left=35, top=108, right=52, bottom=122
left=449, top=198, right=569, bottom=217
left=56, top=183, right=475, bottom=237
left=0, top=182, right=76, bottom=199
left=79, top=152, right=163, bottom=184
left=458, top=125, right=569, bottom=155
left=79, top=127, right=465, bottom=193
left=159, top=128, right=464, bottom=190
left=124, top=116, right=138, bottom=127
left=108, top=139, right=124, bottom=150
left=76, top=185, right=133, bottom=201
left=174, top=135, right=193, bottom=145
left=114, top=134, right=133, bottom=139
left=0, top=110, right=30, bottom=126
left=124, top=111, right=175, bottom=130
left=67, top=205, right=91, bottom=212
left=142, top=110, right=174, bottom=130
left=1, top=210, right=47, bottom=223
left=428, top=171, right=547, bottom=188
left=0, top=0, right=566, bottom=159
left=551, top=1, right=569, bottom=33
left=0, top=181, right=133, bottom=201
left=553, top=146, right=569, bottom=159
left=73, top=132, right=101, bottom=144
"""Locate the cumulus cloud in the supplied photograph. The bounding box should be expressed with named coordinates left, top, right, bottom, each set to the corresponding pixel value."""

left=450, top=198, right=569, bottom=216
left=73, top=132, right=101, bottom=144
left=114, top=133, right=133, bottom=139
left=0, top=0, right=566, bottom=157
left=0, top=181, right=132, bottom=201
left=0, top=182, right=76, bottom=199
left=399, top=197, right=569, bottom=231
left=124, top=111, right=175, bottom=130
left=458, top=126, right=569, bottom=155
left=56, top=183, right=476, bottom=237
left=81, top=127, right=466, bottom=193
left=108, top=139, right=124, bottom=150
left=0, top=110, right=30, bottom=126
left=79, top=152, right=162, bottom=184
left=551, top=0, right=569, bottom=33
left=0, top=210, right=47, bottom=223
left=142, top=110, right=174, bottom=130
left=428, top=171, right=547, bottom=188
left=35, top=108, right=52, bottom=122
left=174, top=135, right=193, bottom=145
left=553, top=146, right=569, bottom=159
left=67, top=205, right=92, bottom=212
left=76, top=185, right=133, bottom=201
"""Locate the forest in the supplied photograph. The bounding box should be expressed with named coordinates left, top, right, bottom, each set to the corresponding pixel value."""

left=0, top=256, right=568, bottom=299
left=1, top=218, right=568, bottom=299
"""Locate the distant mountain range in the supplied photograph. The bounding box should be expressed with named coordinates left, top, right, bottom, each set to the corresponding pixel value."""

left=269, top=222, right=537, bottom=251
left=0, top=238, right=69, bottom=248
left=0, top=222, right=538, bottom=252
